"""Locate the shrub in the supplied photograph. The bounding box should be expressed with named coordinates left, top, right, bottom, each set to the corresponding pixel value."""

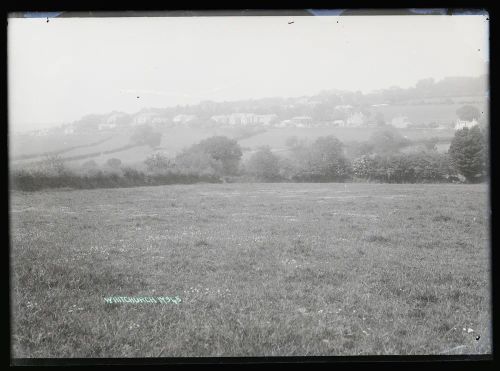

left=291, top=136, right=352, bottom=182
left=352, top=152, right=457, bottom=183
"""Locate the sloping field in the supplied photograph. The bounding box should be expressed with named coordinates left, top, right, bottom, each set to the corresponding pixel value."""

left=10, top=183, right=490, bottom=357
left=10, top=127, right=261, bottom=167
left=9, top=132, right=113, bottom=159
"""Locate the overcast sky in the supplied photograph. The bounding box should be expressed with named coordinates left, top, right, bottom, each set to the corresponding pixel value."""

left=8, top=14, right=489, bottom=132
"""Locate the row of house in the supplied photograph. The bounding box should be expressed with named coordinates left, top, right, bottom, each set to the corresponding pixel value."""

left=210, top=113, right=278, bottom=126
left=57, top=109, right=478, bottom=136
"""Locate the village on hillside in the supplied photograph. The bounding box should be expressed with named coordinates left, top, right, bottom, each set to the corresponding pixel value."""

left=20, top=75, right=488, bottom=138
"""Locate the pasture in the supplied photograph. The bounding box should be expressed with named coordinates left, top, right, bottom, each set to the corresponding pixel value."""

left=10, top=183, right=491, bottom=357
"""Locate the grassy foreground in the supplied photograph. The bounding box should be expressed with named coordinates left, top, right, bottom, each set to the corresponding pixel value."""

left=10, top=183, right=491, bottom=357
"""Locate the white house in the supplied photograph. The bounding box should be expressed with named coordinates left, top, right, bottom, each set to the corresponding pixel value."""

left=173, top=114, right=197, bottom=124
left=291, top=116, right=313, bottom=127
left=32, top=128, right=50, bottom=137
left=335, top=104, right=353, bottom=111
left=132, top=112, right=160, bottom=126
left=254, top=114, right=278, bottom=126
left=211, top=115, right=230, bottom=125
left=63, top=125, right=75, bottom=135
left=98, top=122, right=117, bottom=131
left=455, top=119, right=479, bottom=130
left=151, top=117, right=169, bottom=125
left=346, top=112, right=366, bottom=127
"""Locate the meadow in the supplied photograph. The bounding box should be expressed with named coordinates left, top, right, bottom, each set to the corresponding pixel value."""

left=10, top=183, right=491, bottom=357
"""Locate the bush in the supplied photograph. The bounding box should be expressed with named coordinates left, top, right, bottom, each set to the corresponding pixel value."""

left=352, top=152, right=457, bottom=183
left=174, top=149, right=224, bottom=177
left=10, top=166, right=222, bottom=192
left=291, top=136, right=352, bottom=182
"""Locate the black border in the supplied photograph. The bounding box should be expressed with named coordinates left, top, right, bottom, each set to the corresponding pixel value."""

left=2, top=0, right=497, bottom=368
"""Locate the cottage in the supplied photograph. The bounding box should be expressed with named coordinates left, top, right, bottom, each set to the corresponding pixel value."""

left=346, top=112, right=366, bottom=127
left=291, top=116, right=313, bottom=127
left=454, top=119, right=478, bottom=130
left=173, top=114, right=197, bottom=124
left=98, top=122, right=117, bottom=131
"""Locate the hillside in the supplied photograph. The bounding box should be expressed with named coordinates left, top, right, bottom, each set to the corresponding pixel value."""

left=10, top=75, right=488, bottom=169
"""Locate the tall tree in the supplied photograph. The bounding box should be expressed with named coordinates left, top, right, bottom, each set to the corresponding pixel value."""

left=448, top=126, right=487, bottom=182
left=193, top=136, right=243, bottom=176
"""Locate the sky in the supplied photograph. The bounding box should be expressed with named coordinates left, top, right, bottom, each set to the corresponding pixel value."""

left=8, top=14, right=489, bottom=132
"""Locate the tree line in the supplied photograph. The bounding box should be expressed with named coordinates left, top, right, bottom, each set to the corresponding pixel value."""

left=10, top=126, right=488, bottom=191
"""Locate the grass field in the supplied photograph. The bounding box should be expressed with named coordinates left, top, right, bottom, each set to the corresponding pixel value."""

left=10, top=183, right=491, bottom=357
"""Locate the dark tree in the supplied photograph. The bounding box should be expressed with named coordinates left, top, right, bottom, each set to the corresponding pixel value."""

left=192, top=136, right=243, bottom=175
left=448, top=126, right=487, bottom=182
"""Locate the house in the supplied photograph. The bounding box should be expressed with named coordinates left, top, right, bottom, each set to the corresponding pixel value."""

left=32, top=128, right=50, bottom=137
left=231, top=113, right=258, bottom=125
left=455, top=119, right=479, bottom=130
left=151, top=117, right=169, bottom=125
left=63, top=125, right=75, bottom=135
left=98, top=122, right=117, bottom=131
left=291, top=116, right=313, bottom=127
left=254, top=114, right=278, bottom=126
left=211, top=115, right=230, bottom=125
left=132, top=112, right=160, bottom=126
left=334, top=104, right=353, bottom=111
left=173, top=114, right=197, bottom=124
left=346, top=112, right=366, bottom=127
